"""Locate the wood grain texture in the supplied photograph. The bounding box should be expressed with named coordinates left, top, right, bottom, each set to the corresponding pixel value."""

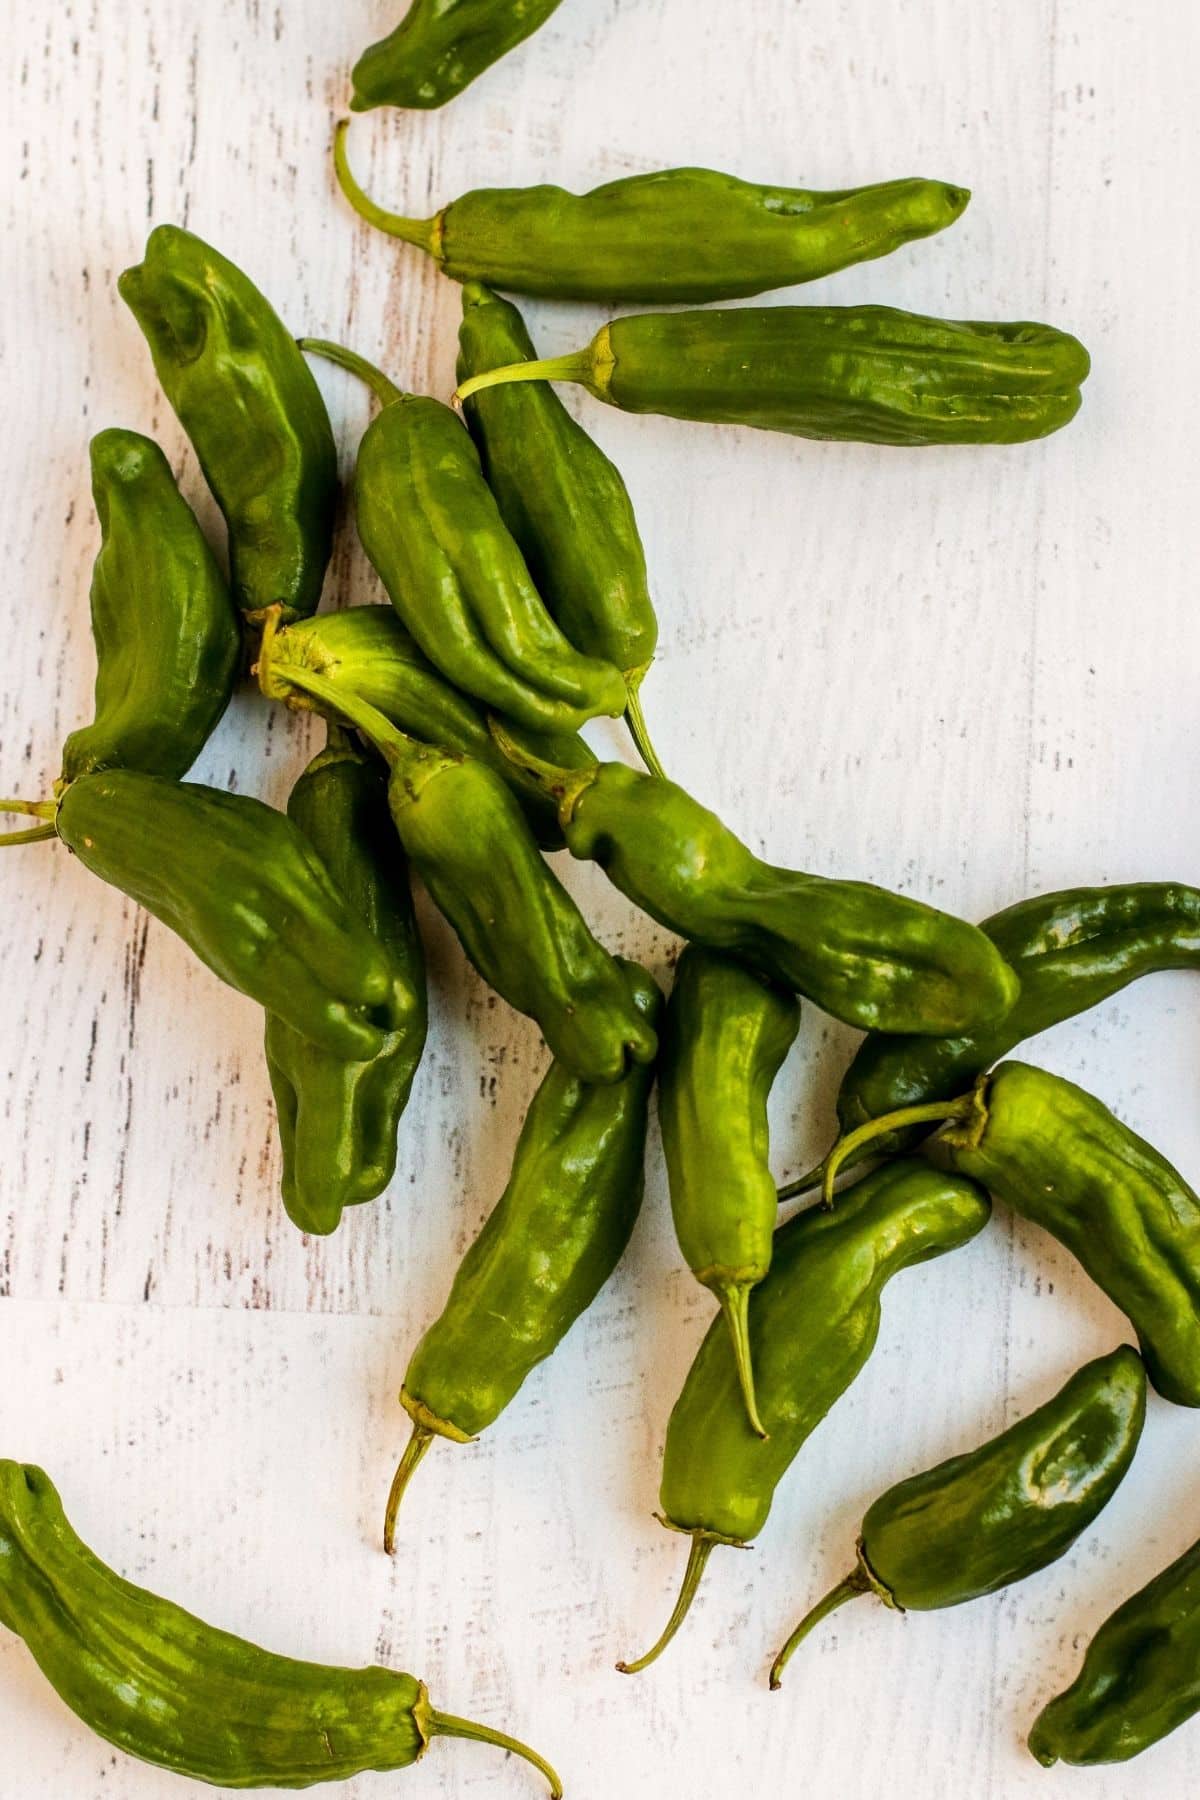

left=2, top=0, right=1198, bottom=1793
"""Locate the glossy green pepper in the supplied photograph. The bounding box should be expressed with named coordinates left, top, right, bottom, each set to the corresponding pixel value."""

left=782, top=881, right=1200, bottom=1199
left=349, top=0, right=565, bottom=111
left=1029, top=1532, right=1200, bottom=1766
left=0, top=1461, right=560, bottom=1793
left=59, top=429, right=240, bottom=788
left=455, top=305, right=1091, bottom=446
left=617, top=1159, right=991, bottom=1673
left=337, top=124, right=969, bottom=302
left=491, top=727, right=1020, bottom=1037
left=119, top=226, right=338, bottom=623
left=384, top=959, right=661, bottom=1551
left=770, top=1346, right=1146, bottom=1688
left=265, top=730, right=427, bottom=1235
left=457, top=281, right=662, bottom=775
left=657, top=946, right=800, bottom=1436
left=255, top=603, right=596, bottom=851
left=298, top=339, right=628, bottom=734
left=825, top=1061, right=1200, bottom=1406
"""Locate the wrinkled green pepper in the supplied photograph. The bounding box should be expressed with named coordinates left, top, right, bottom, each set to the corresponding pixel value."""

left=657, top=946, right=800, bottom=1436
left=1029, top=1531, right=1200, bottom=1766
left=770, top=1346, right=1146, bottom=1687
left=60, top=429, right=240, bottom=788
left=617, top=1160, right=991, bottom=1672
left=384, top=959, right=661, bottom=1551
left=0, top=1461, right=560, bottom=1793
left=337, top=124, right=969, bottom=302
left=119, top=226, right=338, bottom=623
left=350, top=0, right=565, bottom=112
left=457, top=281, right=662, bottom=774
left=456, top=304, right=1091, bottom=446
left=826, top=1061, right=1200, bottom=1406
left=265, top=730, right=427, bottom=1236
left=299, top=339, right=627, bottom=733
left=491, top=727, right=1020, bottom=1037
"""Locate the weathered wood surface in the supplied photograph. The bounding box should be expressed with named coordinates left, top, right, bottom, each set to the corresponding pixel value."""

left=2, top=0, right=1199, bottom=1793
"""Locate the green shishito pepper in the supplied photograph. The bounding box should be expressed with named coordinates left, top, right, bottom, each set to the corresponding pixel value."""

left=782, top=881, right=1200, bottom=1199
left=0, top=1462, right=561, bottom=1793
left=658, top=947, right=800, bottom=1436
left=457, top=282, right=663, bottom=775
left=298, top=339, right=628, bottom=735
left=119, top=226, right=338, bottom=624
left=490, top=727, right=1019, bottom=1037
left=455, top=305, right=1091, bottom=446
left=1029, top=1532, right=1200, bottom=1766
left=350, top=0, right=565, bottom=112
left=336, top=122, right=969, bottom=303
left=617, top=1160, right=991, bottom=1673
left=258, top=643, right=657, bottom=1085
left=770, top=1346, right=1146, bottom=1688
left=823, top=1061, right=1200, bottom=1406
left=265, top=730, right=428, bottom=1236
left=60, top=429, right=240, bottom=789
left=385, top=959, right=661, bottom=1552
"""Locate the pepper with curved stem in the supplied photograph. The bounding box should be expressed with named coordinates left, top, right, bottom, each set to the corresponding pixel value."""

left=616, top=1532, right=740, bottom=1675
left=820, top=1097, right=975, bottom=1205
left=769, top=1570, right=876, bottom=1687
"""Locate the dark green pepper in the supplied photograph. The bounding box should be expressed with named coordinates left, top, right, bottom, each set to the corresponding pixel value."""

left=119, top=226, right=338, bottom=623
left=770, top=1346, right=1146, bottom=1688
left=1029, top=1532, right=1200, bottom=1766
left=384, top=959, right=661, bottom=1551
left=298, top=340, right=628, bottom=734
left=455, top=304, right=1091, bottom=446
left=264, top=729, right=427, bottom=1235
left=337, top=123, right=969, bottom=302
left=490, top=728, right=1020, bottom=1037
left=59, top=429, right=240, bottom=788
left=825, top=1061, right=1200, bottom=1406
left=350, top=0, right=565, bottom=112
left=456, top=281, right=663, bottom=775
left=657, top=946, right=800, bottom=1436
left=0, top=1461, right=561, bottom=1792
left=616, top=1160, right=991, bottom=1672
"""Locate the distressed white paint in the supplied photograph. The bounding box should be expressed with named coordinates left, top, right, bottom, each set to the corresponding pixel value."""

left=2, top=0, right=1199, bottom=1794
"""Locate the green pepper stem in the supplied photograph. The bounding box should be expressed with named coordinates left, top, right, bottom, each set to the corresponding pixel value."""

left=0, top=823, right=57, bottom=846
left=454, top=351, right=596, bottom=408
left=255, top=620, right=414, bottom=770
left=383, top=1425, right=435, bottom=1557
left=713, top=1280, right=767, bottom=1439
left=298, top=336, right=403, bottom=409
left=623, top=672, right=666, bottom=780
left=616, top=1534, right=718, bottom=1675
left=820, top=1094, right=976, bottom=1208
left=487, top=716, right=598, bottom=826
left=0, top=798, right=57, bottom=847
left=332, top=119, right=441, bottom=260
left=768, top=1567, right=873, bottom=1689
left=424, top=1709, right=563, bottom=1797
left=778, top=1135, right=878, bottom=1204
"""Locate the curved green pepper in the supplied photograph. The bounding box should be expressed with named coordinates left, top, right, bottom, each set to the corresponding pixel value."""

left=384, top=959, right=661, bottom=1550
left=0, top=1461, right=560, bottom=1793
left=265, top=730, right=427, bottom=1235
left=490, top=730, right=1020, bottom=1037
left=616, top=1160, right=991, bottom=1672
left=119, top=226, right=338, bottom=623
left=255, top=603, right=596, bottom=851
left=826, top=1061, right=1200, bottom=1406
left=657, top=946, right=800, bottom=1436
left=1029, top=1533, right=1200, bottom=1766
left=770, top=1345, right=1146, bottom=1687
left=60, top=429, right=240, bottom=788
left=350, top=0, right=565, bottom=112
left=456, top=305, right=1091, bottom=446
left=338, top=124, right=968, bottom=302
left=299, top=340, right=628, bottom=734
left=456, top=281, right=662, bottom=774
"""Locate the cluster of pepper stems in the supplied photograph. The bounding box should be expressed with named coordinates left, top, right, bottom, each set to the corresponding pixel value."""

left=0, top=0, right=1193, bottom=1789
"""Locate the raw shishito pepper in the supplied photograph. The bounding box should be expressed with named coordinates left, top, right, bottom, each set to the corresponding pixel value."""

left=770, top=1346, right=1146, bottom=1687
left=350, top=0, right=565, bottom=112
left=119, top=226, right=338, bottom=623
left=456, top=304, right=1091, bottom=447
left=337, top=120, right=969, bottom=302
left=0, top=1461, right=561, bottom=1793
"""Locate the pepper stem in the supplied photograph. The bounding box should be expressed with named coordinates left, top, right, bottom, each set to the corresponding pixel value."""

left=332, top=119, right=441, bottom=260
left=623, top=670, right=666, bottom=780
left=616, top=1534, right=718, bottom=1675
left=768, top=1568, right=873, bottom=1689
left=712, top=1280, right=767, bottom=1439
left=487, top=716, right=598, bottom=827
left=820, top=1094, right=976, bottom=1208
left=383, top=1425, right=435, bottom=1557
left=298, top=336, right=403, bottom=409
left=455, top=351, right=596, bottom=408
left=0, top=823, right=57, bottom=846
left=0, top=798, right=57, bottom=847
left=257, top=640, right=413, bottom=771
left=424, top=1708, right=563, bottom=1797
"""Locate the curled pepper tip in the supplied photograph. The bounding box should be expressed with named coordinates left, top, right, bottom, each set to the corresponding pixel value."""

left=768, top=1567, right=873, bottom=1689
left=424, top=1707, right=563, bottom=1796
left=615, top=1533, right=717, bottom=1675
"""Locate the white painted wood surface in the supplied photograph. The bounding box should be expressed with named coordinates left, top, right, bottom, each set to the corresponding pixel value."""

left=2, top=1, right=1199, bottom=1793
